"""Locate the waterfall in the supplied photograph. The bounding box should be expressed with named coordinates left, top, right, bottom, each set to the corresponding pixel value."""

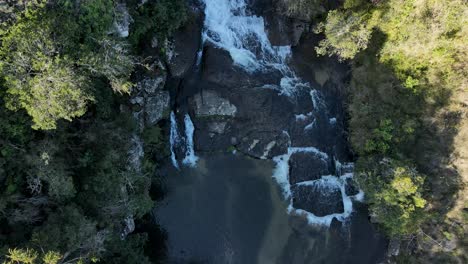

left=202, top=0, right=308, bottom=96
left=170, top=112, right=181, bottom=169
left=200, top=0, right=361, bottom=226
left=182, top=114, right=199, bottom=167
left=170, top=112, right=199, bottom=169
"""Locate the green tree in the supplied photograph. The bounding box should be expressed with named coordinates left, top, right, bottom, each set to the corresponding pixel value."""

left=4, top=248, right=38, bottom=264
left=315, top=6, right=377, bottom=60
left=358, top=159, right=427, bottom=236
left=0, top=0, right=134, bottom=130
left=0, top=9, right=91, bottom=130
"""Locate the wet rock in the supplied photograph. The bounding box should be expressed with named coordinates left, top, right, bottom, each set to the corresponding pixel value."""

left=344, top=178, right=359, bottom=196
left=202, top=45, right=282, bottom=88
left=167, top=9, right=204, bottom=78
left=288, top=152, right=329, bottom=184
left=291, top=182, right=344, bottom=217
left=237, top=131, right=289, bottom=159
left=145, top=91, right=170, bottom=126
left=194, top=119, right=232, bottom=152
left=192, top=90, right=237, bottom=117
left=208, top=122, right=228, bottom=134
left=330, top=217, right=343, bottom=230
left=264, top=12, right=308, bottom=46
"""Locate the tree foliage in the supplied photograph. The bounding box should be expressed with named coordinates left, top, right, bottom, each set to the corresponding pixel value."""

left=317, top=1, right=467, bottom=258
left=358, top=159, right=427, bottom=236
left=0, top=0, right=186, bottom=262
left=0, top=0, right=134, bottom=130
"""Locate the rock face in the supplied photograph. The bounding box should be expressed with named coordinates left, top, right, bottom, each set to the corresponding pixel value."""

left=121, top=215, right=135, bottom=239
left=202, top=45, right=283, bottom=88
left=192, top=90, right=237, bottom=117
left=344, top=178, right=360, bottom=196
left=131, top=61, right=170, bottom=128
left=264, top=13, right=308, bottom=46
left=113, top=3, right=132, bottom=38
left=145, top=92, right=170, bottom=126
left=292, top=182, right=344, bottom=216
left=288, top=152, right=329, bottom=184
left=167, top=8, right=204, bottom=78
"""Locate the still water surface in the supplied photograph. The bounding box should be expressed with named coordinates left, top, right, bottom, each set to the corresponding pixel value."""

left=155, top=154, right=387, bottom=264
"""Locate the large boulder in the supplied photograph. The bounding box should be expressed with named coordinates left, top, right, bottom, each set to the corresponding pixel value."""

left=344, top=177, right=359, bottom=196
left=202, top=45, right=282, bottom=88
left=131, top=61, right=170, bottom=127
left=167, top=9, right=204, bottom=78
left=191, top=90, right=237, bottom=118
left=288, top=152, right=329, bottom=184
left=264, top=12, right=308, bottom=46
left=291, top=180, right=344, bottom=217
left=145, top=91, right=170, bottom=126
left=237, top=131, right=290, bottom=159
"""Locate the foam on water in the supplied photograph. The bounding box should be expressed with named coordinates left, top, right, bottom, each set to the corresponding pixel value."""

left=200, top=0, right=360, bottom=226
left=272, top=147, right=360, bottom=226
left=202, top=0, right=306, bottom=95
left=272, top=147, right=329, bottom=199
left=310, top=89, right=327, bottom=111
left=170, top=112, right=180, bottom=169
left=182, top=114, right=199, bottom=167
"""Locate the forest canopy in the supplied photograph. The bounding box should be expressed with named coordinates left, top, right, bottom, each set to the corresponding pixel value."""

left=0, top=0, right=187, bottom=263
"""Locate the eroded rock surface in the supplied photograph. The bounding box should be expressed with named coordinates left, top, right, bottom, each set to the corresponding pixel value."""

left=288, top=152, right=329, bottom=184
left=292, top=183, right=344, bottom=217
left=167, top=8, right=204, bottom=78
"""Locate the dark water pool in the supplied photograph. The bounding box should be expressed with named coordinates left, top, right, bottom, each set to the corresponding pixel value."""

left=154, top=154, right=387, bottom=264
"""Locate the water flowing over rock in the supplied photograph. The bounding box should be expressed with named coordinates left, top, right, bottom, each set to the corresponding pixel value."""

left=190, top=0, right=363, bottom=226
left=292, top=178, right=344, bottom=217
left=202, top=0, right=307, bottom=96
left=170, top=112, right=199, bottom=169
left=170, top=112, right=181, bottom=169
left=182, top=114, right=199, bottom=167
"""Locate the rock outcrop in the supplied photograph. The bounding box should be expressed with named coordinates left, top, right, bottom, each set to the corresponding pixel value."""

left=288, top=152, right=330, bottom=184
left=292, top=182, right=344, bottom=216
left=131, top=61, right=170, bottom=129
left=166, top=7, right=204, bottom=78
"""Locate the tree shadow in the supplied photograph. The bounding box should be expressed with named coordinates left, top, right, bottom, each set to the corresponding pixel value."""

left=349, top=28, right=465, bottom=259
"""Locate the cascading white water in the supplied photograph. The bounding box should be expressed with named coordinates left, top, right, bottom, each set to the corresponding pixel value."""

left=202, top=0, right=307, bottom=95
left=170, top=112, right=181, bottom=169
left=182, top=114, right=199, bottom=167
left=200, top=0, right=362, bottom=226
left=272, top=148, right=361, bottom=226
left=170, top=112, right=199, bottom=169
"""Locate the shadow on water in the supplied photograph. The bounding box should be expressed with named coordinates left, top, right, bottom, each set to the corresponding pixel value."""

left=154, top=153, right=387, bottom=264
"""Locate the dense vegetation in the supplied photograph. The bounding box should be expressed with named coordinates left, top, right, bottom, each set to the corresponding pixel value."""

left=314, top=0, right=467, bottom=262
left=0, top=0, right=187, bottom=263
